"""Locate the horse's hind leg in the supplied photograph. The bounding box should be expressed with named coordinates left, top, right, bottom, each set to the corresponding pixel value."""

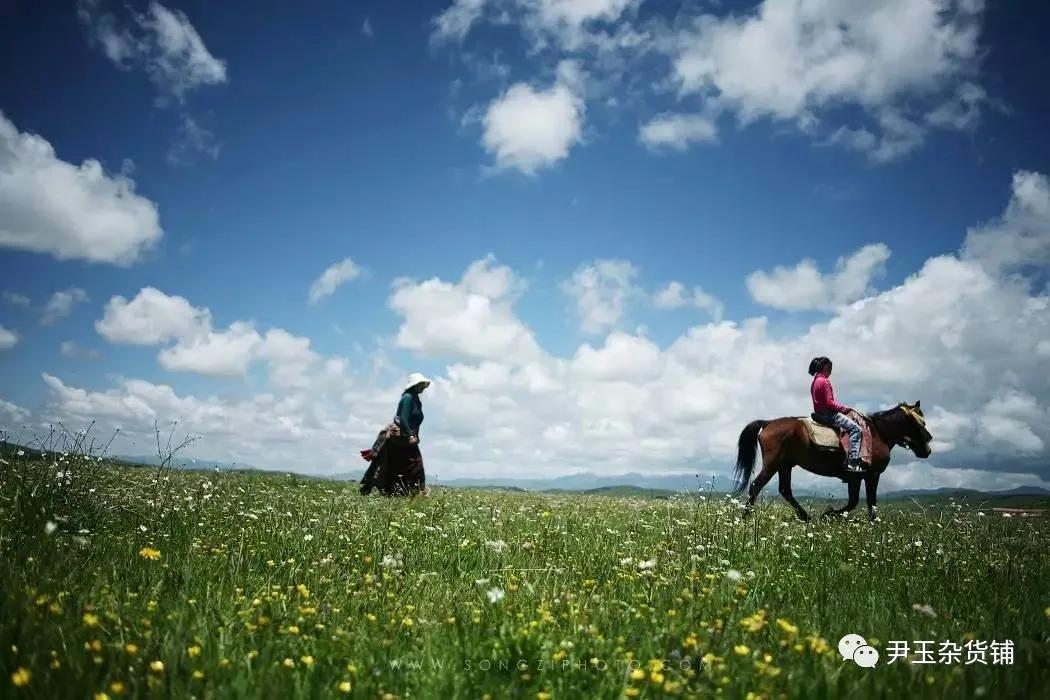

left=777, top=465, right=809, bottom=522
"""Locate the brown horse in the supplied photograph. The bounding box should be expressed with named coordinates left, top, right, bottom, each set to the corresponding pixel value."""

left=733, top=402, right=932, bottom=522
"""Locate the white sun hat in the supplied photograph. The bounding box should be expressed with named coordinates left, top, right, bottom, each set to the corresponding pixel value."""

left=404, top=372, right=431, bottom=392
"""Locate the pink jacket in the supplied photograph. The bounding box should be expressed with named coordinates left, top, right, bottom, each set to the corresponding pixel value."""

left=811, top=374, right=848, bottom=414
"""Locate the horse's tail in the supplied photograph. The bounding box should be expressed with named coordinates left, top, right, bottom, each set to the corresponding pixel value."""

left=733, top=420, right=770, bottom=495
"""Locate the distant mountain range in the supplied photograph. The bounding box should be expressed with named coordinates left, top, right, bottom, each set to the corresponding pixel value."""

left=4, top=442, right=1045, bottom=501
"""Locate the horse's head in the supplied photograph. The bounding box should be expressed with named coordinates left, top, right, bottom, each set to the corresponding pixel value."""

left=896, top=401, right=932, bottom=458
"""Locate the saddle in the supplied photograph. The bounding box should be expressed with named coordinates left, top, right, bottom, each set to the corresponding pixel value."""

left=803, top=414, right=843, bottom=451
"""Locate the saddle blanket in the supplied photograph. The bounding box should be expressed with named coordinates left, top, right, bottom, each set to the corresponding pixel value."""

left=801, top=410, right=873, bottom=465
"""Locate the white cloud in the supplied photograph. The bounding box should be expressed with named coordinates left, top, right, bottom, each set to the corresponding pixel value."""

left=2, top=292, right=30, bottom=308
left=308, top=257, right=364, bottom=304
left=389, top=256, right=542, bottom=364
left=167, top=115, right=219, bottom=166
left=96, top=287, right=211, bottom=345
left=432, top=0, right=487, bottom=44
left=670, top=0, right=983, bottom=157
left=78, top=0, right=228, bottom=99
left=962, top=170, right=1050, bottom=274
left=0, top=397, right=29, bottom=426
left=60, top=340, right=102, bottom=361
left=362, top=17, right=374, bottom=38
left=41, top=288, right=89, bottom=326
left=571, top=332, right=662, bottom=382
left=653, top=281, right=723, bottom=320
left=158, top=321, right=262, bottom=377
left=563, top=259, right=638, bottom=334
left=827, top=110, right=925, bottom=163
left=0, top=325, right=18, bottom=351
left=0, top=112, right=163, bottom=265
left=481, top=69, right=584, bottom=174
left=639, top=113, right=718, bottom=152
left=747, top=243, right=891, bottom=311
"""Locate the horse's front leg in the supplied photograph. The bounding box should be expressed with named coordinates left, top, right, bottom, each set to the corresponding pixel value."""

left=864, top=471, right=881, bottom=522
left=823, top=477, right=861, bottom=519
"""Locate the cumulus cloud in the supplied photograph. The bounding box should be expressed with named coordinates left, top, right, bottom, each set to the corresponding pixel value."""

left=0, top=325, right=18, bottom=351
left=389, top=255, right=542, bottom=363
left=78, top=0, right=227, bottom=100
left=432, top=0, right=487, bottom=43
left=0, top=113, right=163, bottom=265
left=41, top=288, right=89, bottom=326
left=653, top=281, right=723, bottom=320
left=746, top=243, right=891, bottom=311
left=481, top=64, right=584, bottom=174
left=962, top=170, right=1050, bottom=274
left=158, top=321, right=263, bottom=377
left=433, top=0, right=637, bottom=48
left=639, top=113, right=718, bottom=151
left=308, top=257, right=364, bottom=304
left=563, top=259, right=639, bottom=334
left=0, top=397, right=29, bottom=426
left=96, top=287, right=211, bottom=345
left=166, top=115, right=220, bottom=166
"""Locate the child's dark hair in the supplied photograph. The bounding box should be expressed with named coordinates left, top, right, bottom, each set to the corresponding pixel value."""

left=808, top=356, right=832, bottom=376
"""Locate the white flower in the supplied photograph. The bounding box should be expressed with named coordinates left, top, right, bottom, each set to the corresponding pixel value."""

left=725, top=569, right=742, bottom=582
left=486, top=587, right=505, bottom=604
left=619, top=557, right=634, bottom=566
left=304, top=534, right=314, bottom=541
left=911, top=603, right=936, bottom=617
left=44, top=521, right=57, bottom=536
left=17, top=449, right=24, bottom=456
left=140, top=525, right=148, bottom=532
left=474, top=578, right=490, bottom=586
left=381, top=554, right=403, bottom=569
left=638, top=559, right=657, bottom=571
left=1002, top=513, right=1013, bottom=518
left=484, top=539, right=508, bottom=552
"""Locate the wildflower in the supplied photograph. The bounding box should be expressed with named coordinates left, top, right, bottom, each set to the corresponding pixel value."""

left=381, top=554, right=403, bottom=569
left=11, top=668, right=30, bottom=686
left=912, top=603, right=936, bottom=618
left=338, top=681, right=352, bottom=693
left=139, top=547, right=161, bottom=560
left=149, top=661, right=164, bottom=673
left=124, top=643, right=139, bottom=655
left=94, top=693, right=110, bottom=700
left=630, top=668, right=645, bottom=681
left=487, top=587, right=506, bottom=603
left=109, top=681, right=125, bottom=694
left=638, top=559, right=657, bottom=571
left=187, top=645, right=201, bottom=657
left=776, top=618, right=799, bottom=635
left=300, top=655, right=314, bottom=667
left=83, top=612, right=100, bottom=627
left=484, top=539, right=508, bottom=552
left=304, top=534, right=314, bottom=541
left=192, top=671, right=204, bottom=680
left=45, top=521, right=58, bottom=535
left=283, top=658, right=295, bottom=669
left=725, top=569, right=742, bottom=582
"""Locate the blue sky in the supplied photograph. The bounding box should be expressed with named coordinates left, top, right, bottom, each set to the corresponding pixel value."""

left=1, top=1, right=1049, bottom=491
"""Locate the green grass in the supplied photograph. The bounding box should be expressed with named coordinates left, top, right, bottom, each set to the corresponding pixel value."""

left=1, top=452, right=1047, bottom=699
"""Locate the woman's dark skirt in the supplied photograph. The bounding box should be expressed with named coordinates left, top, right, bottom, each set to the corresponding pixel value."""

left=360, top=436, right=426, bottom=496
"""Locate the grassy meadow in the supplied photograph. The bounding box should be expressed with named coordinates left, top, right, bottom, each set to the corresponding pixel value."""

left=1, top=446, right=1047, bottom=699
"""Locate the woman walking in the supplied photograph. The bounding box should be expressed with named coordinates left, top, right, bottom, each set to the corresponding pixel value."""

left=359, top=373, right=430, bottom=495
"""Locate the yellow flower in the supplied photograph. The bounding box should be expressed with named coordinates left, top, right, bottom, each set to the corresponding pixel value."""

left=776, top=618, right=799, bottom=635
left=149, top=660, right=164, bottom=673
left=625, top=690, right=640, bottom=698
left=285, top=625, right=300, bottom=635
left=338, top=681, right=352, bottom=693
left=537, top=693, right=552, bottom=700
left=11, top=668, right=31, bottom=687
left=283, top=658, right=295, bottom=669
left=94, top=693, right=110, bottom=700
left=139, top=547, right=161, bottom=560
left=734, top=645, right=751, bottom=656
left=187, top=645, right=201, bottom=657
left=300, top=655, right=315, bottom=668
left=109, top=681, right=126, bottom=695
left=192, top=671, right=205, bottom=680
left=124, top=644, right=139, bottom=656
left=650, top=671, right=665, bottom=684
left=83, top=612, right=100, bottom=627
